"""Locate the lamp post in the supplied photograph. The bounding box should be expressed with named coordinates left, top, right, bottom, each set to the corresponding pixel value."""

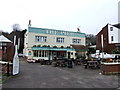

left=101, top=34, right=104, bottom=60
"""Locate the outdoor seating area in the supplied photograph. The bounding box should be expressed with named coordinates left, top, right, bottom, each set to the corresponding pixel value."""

left=84, top=60, right=101, bottom=69
left=38, top=59, right=52, bottom=65
left=52, top=59, right=71, bottom=68
left=33, top=58, right=102, bottom=69
left=25, top=56, right=120, bottom=75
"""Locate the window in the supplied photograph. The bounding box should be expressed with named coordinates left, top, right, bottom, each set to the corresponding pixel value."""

left=110, top=27, right=113, bottom=31
left=33, top=50, right=48, bottom=57
left=72, top=39, right=81, bottom=44
left=111, top=36, right=114, bottom=41
left=1, top=43, right=7, bottom=46
left=39, top=51, right=42, bottom=57
left=0, top=42, right=2, bottom=46
left=44, top=51, right=48, bottom=57
left=56, top=37, right=64, bottom=43
left=35, top=36, right=47, bottom=42
left=33, top=50, right=38, bottom=57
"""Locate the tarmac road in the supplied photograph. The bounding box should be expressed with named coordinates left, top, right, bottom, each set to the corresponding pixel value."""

left=2, top=60, right=119, bottom=89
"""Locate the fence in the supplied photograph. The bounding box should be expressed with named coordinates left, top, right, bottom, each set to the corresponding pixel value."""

left=0, top=62, right=12, bottom=83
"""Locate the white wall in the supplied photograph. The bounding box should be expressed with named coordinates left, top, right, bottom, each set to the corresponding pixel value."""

left=27, top=32, right=85, bottom=48
left=23, top=29, right=86, bottom=58
left=118, top=1, right=120, bottom=23
left=108, top=24, right=120, bottom=44
left=119, top=29, right=120, bottom=42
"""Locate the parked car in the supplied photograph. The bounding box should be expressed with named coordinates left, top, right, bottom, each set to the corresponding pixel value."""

left=27, top=58, right=36, bottom=63
left=18, top=53, right=25, bottom=57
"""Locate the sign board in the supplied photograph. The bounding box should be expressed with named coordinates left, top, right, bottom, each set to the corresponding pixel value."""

left=28, top=51, right=32, bottom=55
left=96, top=50, right=100, bottom=54
left=13, top=45, right=19, bottom=75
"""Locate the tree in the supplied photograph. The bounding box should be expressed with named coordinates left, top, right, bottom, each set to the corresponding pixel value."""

left=86, top=34, right=96, bottom=46
left=12, top=24, right=21, bottom=31
left=112, top=48, right=120, bottom=54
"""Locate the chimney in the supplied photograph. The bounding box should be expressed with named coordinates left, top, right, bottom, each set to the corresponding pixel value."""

left=77, top=27, right=80, bottom=32
left=28, top=20, right=31, bottom=27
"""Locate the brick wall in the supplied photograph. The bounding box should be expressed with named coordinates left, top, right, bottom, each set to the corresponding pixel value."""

left=96, top=24, right=116, bottom=53
left=2, top=42, right=14, bottom=62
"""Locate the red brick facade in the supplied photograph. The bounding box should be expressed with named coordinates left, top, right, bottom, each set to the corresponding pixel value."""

left=1, top=42, right=15, bottom=62
left=96, top=24, right=116, bottom=53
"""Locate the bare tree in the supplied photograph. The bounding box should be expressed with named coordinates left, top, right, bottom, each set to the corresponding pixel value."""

left=12, top=24, right=21, bottom=31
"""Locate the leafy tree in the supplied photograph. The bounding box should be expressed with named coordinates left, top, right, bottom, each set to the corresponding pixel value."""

left=112, top=48, right=120, bottom=54
left=86, top=34, right=96, bottom=46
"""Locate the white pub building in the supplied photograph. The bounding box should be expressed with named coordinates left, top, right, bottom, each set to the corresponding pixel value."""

left=24, top=25, right=86, bottom=60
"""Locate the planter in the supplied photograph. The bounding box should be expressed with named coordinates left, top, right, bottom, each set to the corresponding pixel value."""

left=101, top=63, right=120, bottom=74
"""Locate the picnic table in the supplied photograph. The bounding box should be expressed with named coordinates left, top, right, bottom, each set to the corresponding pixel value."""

left=73, top=59, right=82, bottom=65
left=52, top=59, right=73, bottom=68
left=84, top=60, right=100, bottom=69
left=39, top=59, right=52, bottom=65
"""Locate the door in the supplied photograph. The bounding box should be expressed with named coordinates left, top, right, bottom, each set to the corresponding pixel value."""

left=68, top=52, right=70, bottom=59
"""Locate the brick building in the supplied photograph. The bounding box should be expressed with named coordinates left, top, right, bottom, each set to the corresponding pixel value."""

left=2, top=30, right=26, bottom=54
left=0, top=35, right=14, bottom=62
left=96, top=23, right=120, bottom=53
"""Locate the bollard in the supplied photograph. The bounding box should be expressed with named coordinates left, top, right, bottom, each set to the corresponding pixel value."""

left=67, top=59, right=73, bottom=68
left=7, top=62, right=9, bottom=77
left=84, top=64, right=87, bottom=69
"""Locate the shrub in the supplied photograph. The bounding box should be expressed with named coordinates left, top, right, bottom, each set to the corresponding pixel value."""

left=37, top=45, right=41, bottom=47
left=61, top=46, right=64, bottom=48
left=33, top=45, right=36, bottom=47
left=112, top=49, right=120, bottom=54
left=53, top=46, right=57, bottom=48
left=66, top=46, right=71, bottom=48
left=42, top=45, right=48, bottom=47
left=47, top=45, right=50, bottom=47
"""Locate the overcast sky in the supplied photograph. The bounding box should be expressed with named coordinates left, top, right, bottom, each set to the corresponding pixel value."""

left=0, top=0, right=119, bottom=35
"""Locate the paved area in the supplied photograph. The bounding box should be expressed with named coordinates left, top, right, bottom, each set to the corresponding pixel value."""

left=2, top=60, right=120, bottom=89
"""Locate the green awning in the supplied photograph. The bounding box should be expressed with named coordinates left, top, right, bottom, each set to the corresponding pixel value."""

left=32, top=47, right=75, bottom=51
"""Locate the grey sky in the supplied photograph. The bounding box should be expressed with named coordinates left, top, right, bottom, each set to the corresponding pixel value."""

left=0, top=0, right=119, bottom=35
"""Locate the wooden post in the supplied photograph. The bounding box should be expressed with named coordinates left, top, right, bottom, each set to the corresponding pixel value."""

left=7, top=62, right=9, bottom=77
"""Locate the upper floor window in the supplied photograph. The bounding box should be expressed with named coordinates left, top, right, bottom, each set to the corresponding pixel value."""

left=35, top=36, right=47, bottom=42
left=72, top=39, right=81, bottom=44
left=111, top=36, right=114, bottom=41
left=56, top=37, right=64, bottom=43
left=110, top=27, right=113, bottom=31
